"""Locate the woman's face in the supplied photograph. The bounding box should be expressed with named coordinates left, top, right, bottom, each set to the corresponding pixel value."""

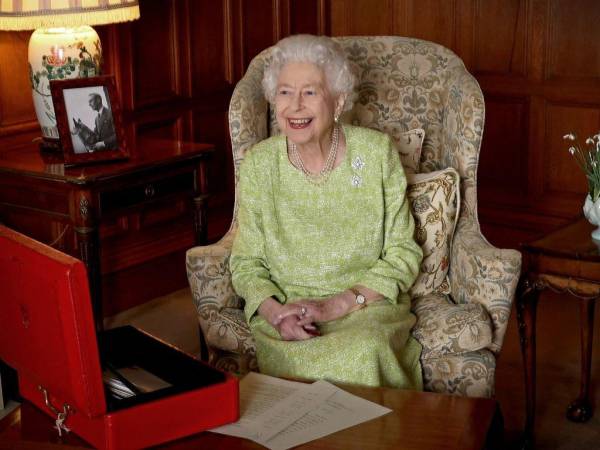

left=274, top=62, right=341, bottom=149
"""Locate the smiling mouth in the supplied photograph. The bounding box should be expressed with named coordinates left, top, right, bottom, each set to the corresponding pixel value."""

left=288, top=118, right=312, bottom=129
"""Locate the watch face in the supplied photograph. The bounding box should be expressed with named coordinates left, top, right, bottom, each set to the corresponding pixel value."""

left=356, top=294, right=366, bottom=305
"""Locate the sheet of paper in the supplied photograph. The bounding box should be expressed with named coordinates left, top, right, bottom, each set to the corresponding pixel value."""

left=253, top=379, right=338, bottom=441
left=210, top=372, right=392, bottom=450
left=211, top=372, right=336, bottom=442
left=261, top=384, right=392, bottom=450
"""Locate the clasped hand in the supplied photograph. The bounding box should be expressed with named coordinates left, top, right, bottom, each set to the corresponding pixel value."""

left=262, top=294, right=351, bottom=341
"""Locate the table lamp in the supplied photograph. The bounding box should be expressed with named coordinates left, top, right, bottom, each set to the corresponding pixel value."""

left=0, top=0, right=140, bottom=149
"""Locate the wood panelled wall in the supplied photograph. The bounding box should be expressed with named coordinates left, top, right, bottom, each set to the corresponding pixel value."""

left=0, top=0, right=328, bottom=241
left=1, top=0, right=598, bottom=248
left=331, top=0, right=600, bottom=247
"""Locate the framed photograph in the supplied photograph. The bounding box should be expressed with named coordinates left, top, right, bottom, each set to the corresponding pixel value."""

left=50, top=75, right=129, bottom=166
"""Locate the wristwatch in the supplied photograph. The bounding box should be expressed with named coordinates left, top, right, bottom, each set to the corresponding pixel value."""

left=350, top=288, right=366, bottom=309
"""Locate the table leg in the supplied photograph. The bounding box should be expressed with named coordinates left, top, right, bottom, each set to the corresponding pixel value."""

left=566, top=297, right=596, bottom=422
left=516, top=278, right=540, bottom=450
left=72, top=191, right=103, bottom=332
left=75, top=225, right=102, bottom=332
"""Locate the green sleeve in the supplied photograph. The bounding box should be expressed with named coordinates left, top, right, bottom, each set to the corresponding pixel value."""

left=356, top=135, right=423, bottom=303
left=230, top=151, right=286, bottom=322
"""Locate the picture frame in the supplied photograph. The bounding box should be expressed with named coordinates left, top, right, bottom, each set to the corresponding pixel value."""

left=50, top=75, right=129, bottom=166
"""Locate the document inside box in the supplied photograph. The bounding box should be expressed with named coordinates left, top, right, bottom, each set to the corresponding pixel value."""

left=103, top=365, right=173, bottom=399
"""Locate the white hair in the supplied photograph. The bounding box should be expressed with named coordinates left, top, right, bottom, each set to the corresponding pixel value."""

left=262, top=34, right=356, bottom=112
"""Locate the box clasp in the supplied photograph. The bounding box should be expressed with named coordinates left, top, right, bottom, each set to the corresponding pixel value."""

left=38, top=385, right=73, bottom=437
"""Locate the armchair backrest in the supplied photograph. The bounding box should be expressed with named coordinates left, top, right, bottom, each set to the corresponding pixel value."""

left=229, top=36, right=484, bottom=228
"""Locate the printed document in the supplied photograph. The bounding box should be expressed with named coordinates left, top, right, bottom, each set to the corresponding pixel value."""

left=210, top=372, right=392, bottom=450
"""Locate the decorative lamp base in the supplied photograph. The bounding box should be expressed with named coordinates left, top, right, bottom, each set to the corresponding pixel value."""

left=28, top=26, right=102, bottom=142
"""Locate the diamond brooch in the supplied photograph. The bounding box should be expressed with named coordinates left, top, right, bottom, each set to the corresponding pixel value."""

left=352, top=156, right=365, bottom=170
left=351, top=155, right=364, bottom=187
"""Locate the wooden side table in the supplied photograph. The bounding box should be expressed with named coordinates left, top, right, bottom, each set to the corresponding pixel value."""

left=517, top=217, right=599, bottom=446
left=0, top=138, right=213, bottom=329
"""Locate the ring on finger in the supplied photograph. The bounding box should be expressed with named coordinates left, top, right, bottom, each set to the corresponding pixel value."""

left=300, top=306, right=307, bottom=316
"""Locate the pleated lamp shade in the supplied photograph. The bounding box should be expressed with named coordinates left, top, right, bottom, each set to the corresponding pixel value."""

left=0, top=0, right=139, bottom=30
left=0, top=0, right=140, bottom=145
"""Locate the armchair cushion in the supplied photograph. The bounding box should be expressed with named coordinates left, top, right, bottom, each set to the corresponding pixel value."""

left=407, top=168, right=460, bottom=297
left=411, top=293, right=493, bottom=360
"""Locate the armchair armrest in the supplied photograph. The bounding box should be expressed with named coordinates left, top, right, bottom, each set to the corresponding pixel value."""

left=186, top=229, right=243, bottom=313
left=449, top=219, right=522, bottom=354
left=186, top=228, right=256, bottom=358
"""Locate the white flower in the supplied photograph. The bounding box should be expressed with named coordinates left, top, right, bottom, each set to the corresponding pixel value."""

left=351, top=175, right=362, bottom=187
left=565, top=132, right=600, bottom=201
left=352, top=156, right=365, bottom=170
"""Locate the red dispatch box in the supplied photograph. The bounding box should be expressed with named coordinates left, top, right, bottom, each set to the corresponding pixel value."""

left=0, top=225, right=239, bottom=449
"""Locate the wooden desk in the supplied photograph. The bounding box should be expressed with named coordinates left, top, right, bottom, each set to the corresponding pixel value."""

left=0, top=386, right=499, bottom=450
left=0, top=139, right=213, bottom=326
left=517, top=217, right=599, bottom=446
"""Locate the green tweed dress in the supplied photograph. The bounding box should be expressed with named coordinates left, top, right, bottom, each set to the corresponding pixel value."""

left=230, top=125, right=423, bottom=390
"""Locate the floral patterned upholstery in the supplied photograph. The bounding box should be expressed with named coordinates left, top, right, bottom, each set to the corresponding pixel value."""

left=407, top=168, right=460, bottom=297
left=186, top=36, right=521, bottom=397
left=388, top=127, right=425, bottom=173
left=422, top=349, right=496, bottom=398
left=411, top=293, right=493, bottom=360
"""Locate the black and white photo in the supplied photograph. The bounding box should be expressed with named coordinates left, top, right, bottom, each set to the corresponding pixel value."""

left=50, top=75, right=128, bottom=166
left=64, top=86, right=117, bottom=154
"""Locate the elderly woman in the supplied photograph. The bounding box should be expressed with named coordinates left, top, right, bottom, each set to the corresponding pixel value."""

left=230, top=34, right=423, bottom=390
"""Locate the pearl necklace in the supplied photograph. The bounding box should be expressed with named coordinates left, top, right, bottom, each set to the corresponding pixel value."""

left=289, top=125, right=340, bottom=185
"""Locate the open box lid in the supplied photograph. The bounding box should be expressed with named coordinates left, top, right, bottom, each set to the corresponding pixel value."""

left=0, top=225, right=106, bottom=417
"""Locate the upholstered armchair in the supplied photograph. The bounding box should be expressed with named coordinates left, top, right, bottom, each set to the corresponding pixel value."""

left=186, top=36, right=521, bottom=398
